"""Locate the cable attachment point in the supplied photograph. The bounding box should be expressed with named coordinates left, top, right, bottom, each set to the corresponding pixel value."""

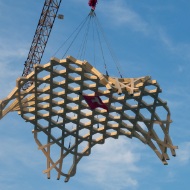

left=89, top=9, right=96, bottom=17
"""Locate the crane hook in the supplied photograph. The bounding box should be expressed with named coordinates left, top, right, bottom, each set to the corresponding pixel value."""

left=88, top=0, right=98, bottom=11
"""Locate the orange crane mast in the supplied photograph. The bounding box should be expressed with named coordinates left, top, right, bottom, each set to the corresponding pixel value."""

left=22, top=0, right=62, bottom=89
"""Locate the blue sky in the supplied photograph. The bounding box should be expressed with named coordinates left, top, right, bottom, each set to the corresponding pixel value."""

left=0, top=0, right=190, bottom=189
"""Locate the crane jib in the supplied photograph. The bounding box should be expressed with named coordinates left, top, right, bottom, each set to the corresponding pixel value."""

left=22, top=0, right=62, bottom=89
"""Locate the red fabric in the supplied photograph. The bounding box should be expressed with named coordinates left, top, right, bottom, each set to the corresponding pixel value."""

left=88, top=0, right=98, bottom=10
left=83, top=95, right=108, bottom=111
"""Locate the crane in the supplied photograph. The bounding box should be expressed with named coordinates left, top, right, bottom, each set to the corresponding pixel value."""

left=22, top=0, right=98, bottom=78
left=22, top=0, right=62, bottom=89
left=0, top=0, right=177, bottom=183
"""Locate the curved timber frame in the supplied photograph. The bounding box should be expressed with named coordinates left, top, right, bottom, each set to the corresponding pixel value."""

left=0, top=56, right=177, bottom=182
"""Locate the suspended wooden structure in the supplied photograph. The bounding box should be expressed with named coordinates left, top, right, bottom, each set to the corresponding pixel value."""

left=0, top=56, right=177, bottom=182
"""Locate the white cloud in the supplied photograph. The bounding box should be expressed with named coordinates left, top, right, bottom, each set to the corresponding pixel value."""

left=0, top=136, right=43, bottom=168
left=158, top=29, right=190, bottom=60
left=164, top=85, right=190, bottom=110
left=78, top=137, right=144, bottom=189
left=0, top=37, right=28, bottom=98
left=96, top=1, right=190, bottom=63
left=0, top=132, right=46, bottom=189
left=0, top=137, right=46, bottom=190
left=177, top=142, right=190, bottom=164
left=0, top=45, right=27, bottom=61
left=0, top=36, right=28, bottom=61
left=99, top=0, right=149, bottom=34
left=166, top=170, right=176, bottom=182
left=64, top=0, right=190, bottom=65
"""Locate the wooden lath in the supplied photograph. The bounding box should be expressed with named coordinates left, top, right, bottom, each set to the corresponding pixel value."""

left=0, top=56, right=177, bottom=182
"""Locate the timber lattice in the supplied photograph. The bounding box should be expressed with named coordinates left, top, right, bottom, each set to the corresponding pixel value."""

left=0, top=56, right=177, bottom=182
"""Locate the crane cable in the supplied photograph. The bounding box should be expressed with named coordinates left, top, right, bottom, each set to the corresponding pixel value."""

left=53, top=10, right=123, bottom=78
left=94, top=14, right=123, bottom=78
left=94, top=18, right=108, bottom=75
left=78, top=15, right=92, bottom=59
left=52, top=15, right=90, bottom=58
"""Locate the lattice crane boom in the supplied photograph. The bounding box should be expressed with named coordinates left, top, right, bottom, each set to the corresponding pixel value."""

left=22, top=0, right=62, bottom=79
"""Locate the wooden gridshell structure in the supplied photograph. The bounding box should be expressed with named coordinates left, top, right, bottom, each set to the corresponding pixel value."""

left=0, top=56, right=177, bottom=182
